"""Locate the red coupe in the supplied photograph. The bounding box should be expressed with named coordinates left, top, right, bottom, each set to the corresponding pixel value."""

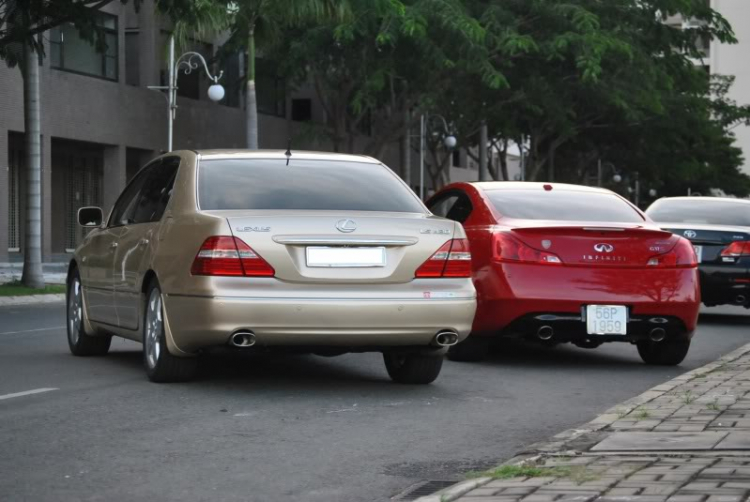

left=427, top=182, right=700, bottom=365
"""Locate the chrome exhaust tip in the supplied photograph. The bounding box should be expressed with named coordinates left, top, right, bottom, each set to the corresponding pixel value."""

left=537, top=325, right=554, bottom=341
left=434, top=330, right=459, bottom=347
left=230, top=331, right=256, bottom=348
left=737, top=295, right=747, bottom=305
left=649, top=328, right=667, bottom=343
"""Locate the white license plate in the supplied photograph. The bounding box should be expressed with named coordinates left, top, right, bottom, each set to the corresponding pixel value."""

left=586, top=305, right=627, bottom=335
left=306, top=246, right=386, bottom=268
left=693, top=245, right=703, bottom=263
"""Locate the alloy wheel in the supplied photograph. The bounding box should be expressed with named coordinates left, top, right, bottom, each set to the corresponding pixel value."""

left=145, top=288, right=163, bottom=369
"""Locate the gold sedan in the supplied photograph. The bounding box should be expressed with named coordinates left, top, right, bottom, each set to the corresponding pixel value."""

left=67, top=150, right=476, bottom=383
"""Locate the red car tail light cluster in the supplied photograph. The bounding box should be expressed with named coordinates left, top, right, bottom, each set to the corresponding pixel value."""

left=721, top=241, right=750, bottom=258
left=415, top=239, right=472, bottom=278
left=191, top=236, right=275, bottom=277
left=647, top=238, right=698, bottom=268
left=493, top=233, right=562, bottom=265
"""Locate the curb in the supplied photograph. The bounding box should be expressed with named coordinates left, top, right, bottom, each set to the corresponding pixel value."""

left=416, top=342, right=750, bottom=502
left=0, top=294, right=65, bottom=306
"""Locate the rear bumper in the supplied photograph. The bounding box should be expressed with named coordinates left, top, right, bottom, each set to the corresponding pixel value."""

left=699, top=264, right=750, bottom=307
left=163, top=291, right=476, bottom=353
left=472, top=263, right=700, bottom=337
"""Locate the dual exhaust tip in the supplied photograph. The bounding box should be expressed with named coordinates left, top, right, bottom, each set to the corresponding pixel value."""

left=230, top=330, right=256, bottom=348
left=536, top=325, right=667, bottom=343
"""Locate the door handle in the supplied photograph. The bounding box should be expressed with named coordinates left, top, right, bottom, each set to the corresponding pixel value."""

left=140, top=238, right=150, bottom=246
left=110, top=242, right=118, bottom=249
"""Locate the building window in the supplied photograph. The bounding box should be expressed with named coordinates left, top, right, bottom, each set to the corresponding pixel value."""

left=292, top=99, right=312, bottom=122
left=452, top=149, right=462, bottom=168
left=125, top=30, right=139, bottom=86
left=50, top=14, right=118, bottom=81
left=256, top=58, right=286, bottom=117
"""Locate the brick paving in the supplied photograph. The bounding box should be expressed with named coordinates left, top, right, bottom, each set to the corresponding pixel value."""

left=418, top=344, right=750, bottom=502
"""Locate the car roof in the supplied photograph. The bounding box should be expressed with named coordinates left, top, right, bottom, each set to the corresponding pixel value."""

left=653, top=196, right=750, bottom=205
left=194, top=149, right=381, bottom=164
left=469, top=181, right=614, bottom=194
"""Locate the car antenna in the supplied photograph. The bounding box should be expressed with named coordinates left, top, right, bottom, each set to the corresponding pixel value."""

left=285, top=138, right=292, bottom=166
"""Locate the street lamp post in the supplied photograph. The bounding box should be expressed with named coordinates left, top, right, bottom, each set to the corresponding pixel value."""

left=419, top=113, right=456, bottom=200
left=149, top=37, right=225, bottom=152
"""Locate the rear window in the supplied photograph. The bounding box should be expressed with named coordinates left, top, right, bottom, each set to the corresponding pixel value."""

left=646, top=199, right=750, bottom=226
left=485, top=189, right=644, bottom=222
left=198, top=159, right=425, bottom=212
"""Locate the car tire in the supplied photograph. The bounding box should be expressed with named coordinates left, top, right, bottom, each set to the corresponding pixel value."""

left=447, top=336, right=489, bottom=362
left=637, top=339, right=690, bottom=366
left=383, top=351, right=443, bottom=384
left=66, top=268, right=111, bottom=356
left=143, top=278, right=198, bottom=383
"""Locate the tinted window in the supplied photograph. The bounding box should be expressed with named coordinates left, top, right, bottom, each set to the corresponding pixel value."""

left=132, top=158, right=180, bottom=223
left=109, top=165, right=153, bottom=226
left=485, top=189, right=644, bottom=222
left=429, top=195, right=459, bottom=218
left=198, top=159, right=425, bottom=212
left=646, top=199, right=750, bottom=227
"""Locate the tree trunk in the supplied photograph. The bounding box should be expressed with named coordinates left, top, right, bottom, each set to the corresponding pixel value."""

left=401, top=109, right=411, bottom=187
left=21, top=44, right=44, bottom=289
left=245, top=26, right=258, bottom=149
left=500, top=139, right=510, bottom=181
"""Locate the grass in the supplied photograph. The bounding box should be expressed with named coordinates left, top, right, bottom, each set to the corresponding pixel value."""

left=634, top=408, right=651, bottom=420
left=681, top=391, right=696, bottom=405
left=707, top=399, right=721, bottom=412
left=467, top=464, right=599, bottom=484
left=0, top=280, right=66, bottom=297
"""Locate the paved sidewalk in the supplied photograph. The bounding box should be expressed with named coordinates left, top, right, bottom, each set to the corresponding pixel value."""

left=0, top=262, right=68, bottom=285
left=419, top=343, right=750, bottom=502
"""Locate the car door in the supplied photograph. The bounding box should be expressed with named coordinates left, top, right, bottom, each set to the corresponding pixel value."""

left=113, top=157, right=180, bottom=330
left=84, top=167, right=150, bottom=325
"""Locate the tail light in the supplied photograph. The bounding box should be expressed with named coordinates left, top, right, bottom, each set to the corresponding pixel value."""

left=721, top=241, right=750, bottom=258
left=493, top=232, right=562, bottom=264
left=647, top=238, right=697, bottom=268
left=191, top=236, right=275, bottom=277
left=415, top=239, right=472, bottom=278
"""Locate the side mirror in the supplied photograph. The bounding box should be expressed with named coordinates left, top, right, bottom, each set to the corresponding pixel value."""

left=78, top=207, right=103, bottom=227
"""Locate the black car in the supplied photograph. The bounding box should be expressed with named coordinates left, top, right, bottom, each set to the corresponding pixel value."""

left=646, top=197, right=750, bottom=308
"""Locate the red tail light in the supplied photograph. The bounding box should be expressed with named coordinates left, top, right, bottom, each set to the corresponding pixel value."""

left=721, top=241, right=750, bottom=257
left=493, top=233, right=562, bottom=265
left=415, top=239, right=472, bottom=278
left=191, top=236, right=275, bottom=277
left=647, top=238, right=697, bottom=268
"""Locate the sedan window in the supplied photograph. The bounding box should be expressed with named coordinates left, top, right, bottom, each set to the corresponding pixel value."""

left=132, top=157, right=180, bottom=224
left=108, top=164, right=153, bottom=226
left=198, top=159, right=425, bottom=213
left=646, top=199, right=750, bottom=227
left=485, top=189, right=644, bottom=222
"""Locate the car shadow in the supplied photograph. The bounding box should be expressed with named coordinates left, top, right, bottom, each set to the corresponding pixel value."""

left=479, top=338, right=645, bottom=369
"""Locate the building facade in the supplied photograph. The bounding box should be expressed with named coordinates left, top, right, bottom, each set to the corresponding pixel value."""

left=711, top=0, right=750, bottom=175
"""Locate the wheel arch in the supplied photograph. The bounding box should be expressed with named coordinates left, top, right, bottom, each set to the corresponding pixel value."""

left=67, top=259, right=78, bottom=286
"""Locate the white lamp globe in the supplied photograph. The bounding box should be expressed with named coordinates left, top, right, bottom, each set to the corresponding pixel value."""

left=208, top=84, right=225, bottom=102
left=612, top=173, right=622, bottom=183
left=443, top=135, right=457, bottom=149
left=649, top=188, right=657, bottom=197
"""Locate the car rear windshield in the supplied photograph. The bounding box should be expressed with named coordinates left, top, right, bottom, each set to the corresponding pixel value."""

left=485, top=189, right=644, bottom=222
left=646, top=199, right=750, bottom=227
left=198, top=158, right=425, bottom=212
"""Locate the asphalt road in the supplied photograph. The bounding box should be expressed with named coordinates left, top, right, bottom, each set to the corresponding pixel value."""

left=1, top=302, right=749, bottom=502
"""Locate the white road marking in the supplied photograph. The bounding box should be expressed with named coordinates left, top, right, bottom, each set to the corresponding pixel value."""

left=0, top=388, right=59, bottom=401
left=0, top=326, right=64, bottom=336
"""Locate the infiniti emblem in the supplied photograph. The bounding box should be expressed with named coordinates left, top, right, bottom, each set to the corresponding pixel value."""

left=684, top=230, right=697, bottom=239
left=594, top=243, right=614, bottom=253
left=336, top=219, right=357, bottom=233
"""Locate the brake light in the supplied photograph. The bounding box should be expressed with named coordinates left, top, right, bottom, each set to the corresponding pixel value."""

left=721, top=241, right=750, bottom=257
left=493, top=233, right=562, bottom=264
left=415, top=239, right=472, bottom=278
left=646, top=238, right=697, bottom=268
left=191, top=236, right=275, bottom=277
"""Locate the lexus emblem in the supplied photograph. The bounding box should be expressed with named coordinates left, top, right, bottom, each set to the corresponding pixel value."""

left=336, top=219, right=357, bottom=233
left=684, top=230, right=697, bottom=239
left=594, top=243, right=614, bottom=253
